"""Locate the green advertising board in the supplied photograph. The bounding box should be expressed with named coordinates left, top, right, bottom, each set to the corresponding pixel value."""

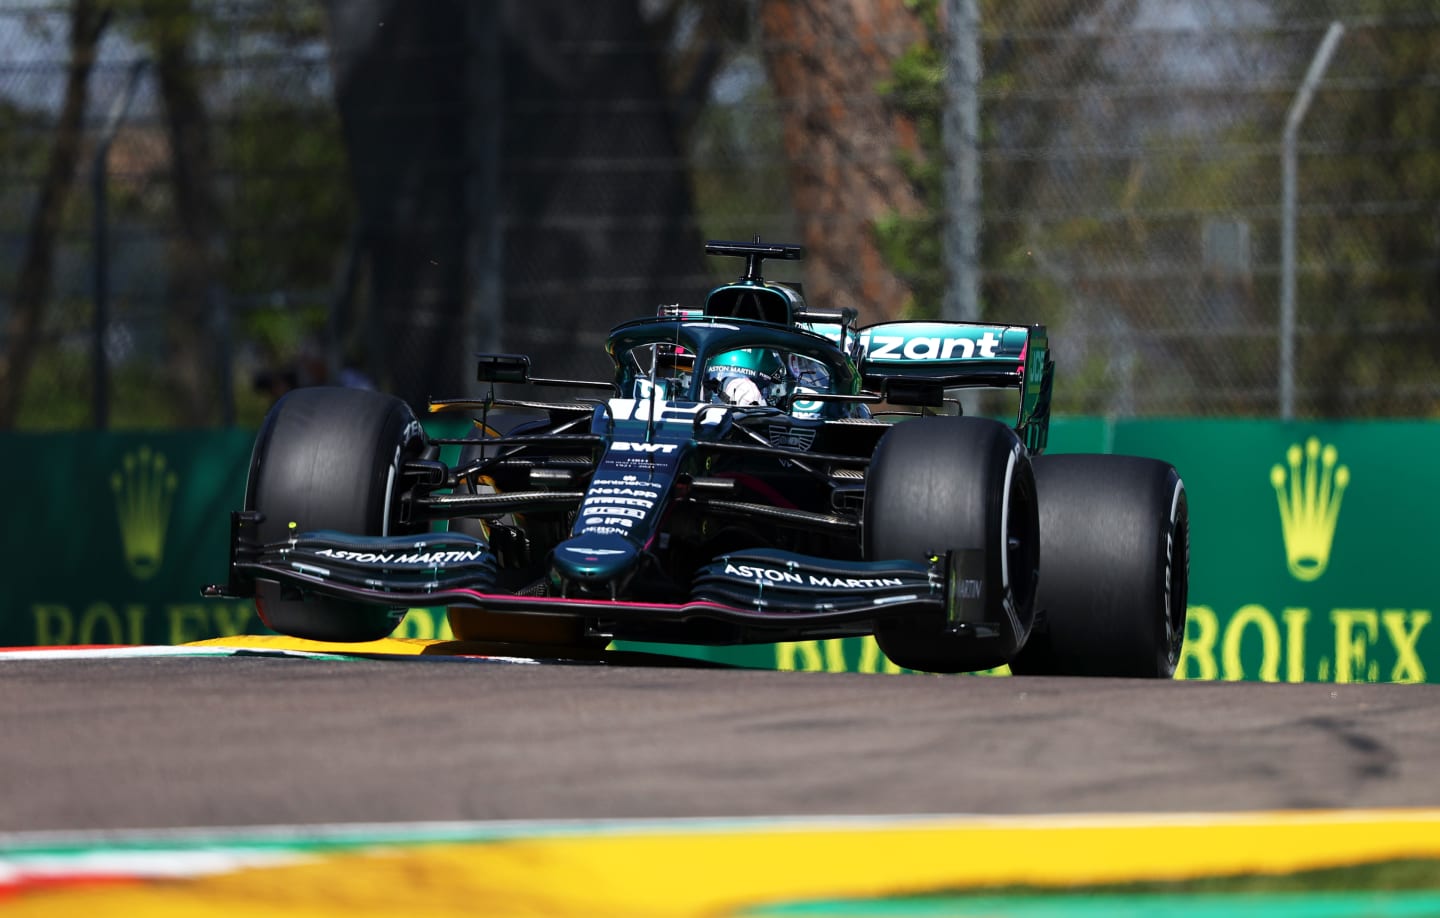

left=0, top=431, right=453, bottom=647
left=0, top=419, right=1432, bottom=683
left=0, top=431, right=259, bottom=646
left=1115, top=421, right=1433, bottom=685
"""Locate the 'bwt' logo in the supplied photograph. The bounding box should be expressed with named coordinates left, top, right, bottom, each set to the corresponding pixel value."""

left=111, top=446, right=179, bottom=580
left=1270, top=437, right=1349, bottom=582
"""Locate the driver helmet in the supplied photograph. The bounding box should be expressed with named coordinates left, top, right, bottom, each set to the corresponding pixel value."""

left=706, top=348, right=786, bottom=407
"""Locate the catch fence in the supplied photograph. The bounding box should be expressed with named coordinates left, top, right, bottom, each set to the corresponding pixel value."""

left=0, top=0, right=1435, bottom=425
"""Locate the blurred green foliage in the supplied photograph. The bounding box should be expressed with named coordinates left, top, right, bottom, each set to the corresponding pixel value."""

left=874, top=0, right=945, bottom=319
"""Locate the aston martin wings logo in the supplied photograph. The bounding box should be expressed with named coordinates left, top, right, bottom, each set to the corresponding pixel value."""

left=111, top=446, right=179, bottom=581
left=1270, top=437, right=1349, bottom=582
left=767, top=423, right=816, bottom=451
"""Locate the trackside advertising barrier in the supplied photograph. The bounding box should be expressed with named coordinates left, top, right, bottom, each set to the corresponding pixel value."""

left=0, top=420, right=1432, bottom=682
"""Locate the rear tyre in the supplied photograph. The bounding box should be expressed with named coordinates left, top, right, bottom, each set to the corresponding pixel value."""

left=864, top=417, right=1040, bottom=674
left=246, top=386, right=425, bottom=642
left=1009, top=454, right=1188, bottom=678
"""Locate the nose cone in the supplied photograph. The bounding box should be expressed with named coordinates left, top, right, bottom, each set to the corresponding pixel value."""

left=551, top=534, right=640, bottom=589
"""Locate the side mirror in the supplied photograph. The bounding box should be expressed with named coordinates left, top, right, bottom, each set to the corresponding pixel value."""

left=475, top=353, right=530, bottom=384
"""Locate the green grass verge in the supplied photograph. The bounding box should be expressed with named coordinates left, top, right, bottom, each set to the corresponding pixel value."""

left=747, top=859, right=1440, bottom=917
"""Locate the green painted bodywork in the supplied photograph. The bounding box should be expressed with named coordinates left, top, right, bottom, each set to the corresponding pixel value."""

left=703, top=279, right=807, bottom=325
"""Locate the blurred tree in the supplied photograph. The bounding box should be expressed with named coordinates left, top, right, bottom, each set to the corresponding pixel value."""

left=0, top=0, right=110, bottom=429
left=499, top=0, right=709, bottom=381
left=875, top=0, right=1440, bottom=416
left=88, top=0, right=354, bottom=427
left=1268, top=3, right=1440, bottom=416
left=756, top=0, right=926, bottom=321
left=325, top=0, right=706, bottom=404
left=214, top=4, right=353, bottom=423
left=872, top=0, right=944, bottom=318
left=323, top=0, right=471, bottom=405
left=876, top=0, right=1134, bottom=324
left=753, top=0, right=1133, bottom=333
left=647, top=0, right=748, bottom=141
left=134, top=0, right=227, bottom=426
left=646, top=2, right=798, bottom=262
left=868, top=0, right=1150, bottom=414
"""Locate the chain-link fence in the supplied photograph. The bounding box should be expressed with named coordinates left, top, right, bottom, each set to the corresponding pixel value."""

left=972, top=0, right=1440, bottom=416
left=0, top=0, right=1436, bottom=427
left=0, top=0, right=346, bottom=428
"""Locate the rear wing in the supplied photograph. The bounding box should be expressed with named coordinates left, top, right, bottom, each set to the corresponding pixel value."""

left=857, top=321, right=1053, bottom=453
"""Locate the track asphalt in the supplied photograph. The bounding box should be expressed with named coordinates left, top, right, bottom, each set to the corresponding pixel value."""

left=4, top=639, right=1440, bottom=915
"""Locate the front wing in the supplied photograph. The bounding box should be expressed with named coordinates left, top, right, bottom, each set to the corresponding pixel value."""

left=208, top=519, right=994, bottom=639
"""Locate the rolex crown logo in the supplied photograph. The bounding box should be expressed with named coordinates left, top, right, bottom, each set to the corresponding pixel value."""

left=1270, top=437, right=1349, bottom=582
left=111, top=446, right=179, bottom=580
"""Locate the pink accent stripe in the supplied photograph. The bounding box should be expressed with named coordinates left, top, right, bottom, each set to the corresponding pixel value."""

left=448, top=589, right=738, bottom=614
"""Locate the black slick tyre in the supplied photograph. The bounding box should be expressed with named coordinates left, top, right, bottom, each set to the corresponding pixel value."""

left=1009, top=454, right=1188, bottom=678
left=245, top=386, right=425, bottom=642
left=863, top=416, right=1040, bottom=674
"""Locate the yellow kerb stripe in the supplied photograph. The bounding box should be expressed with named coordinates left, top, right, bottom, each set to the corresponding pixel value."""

left=9, top=810, right=1440, bottom=918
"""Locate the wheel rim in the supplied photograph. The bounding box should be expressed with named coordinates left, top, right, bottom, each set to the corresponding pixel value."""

left=1005, top=454, right=1040, bottom=623
left=1160, top=480, right=1189, bottom=675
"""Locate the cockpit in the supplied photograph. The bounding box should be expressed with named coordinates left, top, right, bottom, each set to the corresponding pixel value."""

left=622, top=336, right=846, bottom=420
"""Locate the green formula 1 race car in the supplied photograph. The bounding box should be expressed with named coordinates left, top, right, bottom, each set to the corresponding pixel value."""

left=207, top=240, right=1188, bottom=676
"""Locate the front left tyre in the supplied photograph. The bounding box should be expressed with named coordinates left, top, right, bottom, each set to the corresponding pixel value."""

left=245, top=386, right=426, bottom=642
left=863, top=416, right=1041, bottom=674
left=1009, top=454, right=1188, bottom=678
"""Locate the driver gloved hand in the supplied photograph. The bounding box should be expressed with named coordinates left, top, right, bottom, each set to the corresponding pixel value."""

left=720, top=376, right=764, bottom=407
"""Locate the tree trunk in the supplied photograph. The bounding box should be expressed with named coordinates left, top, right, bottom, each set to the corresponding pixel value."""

left=324, top=0, right=472, bottom=406
left=0, top=0, right=109, bottom=428
left=325, top=0, right=706, bottom=405
left=757, top=0, right=925, bottom=322
left=145, top=0, right=225, bottom=426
